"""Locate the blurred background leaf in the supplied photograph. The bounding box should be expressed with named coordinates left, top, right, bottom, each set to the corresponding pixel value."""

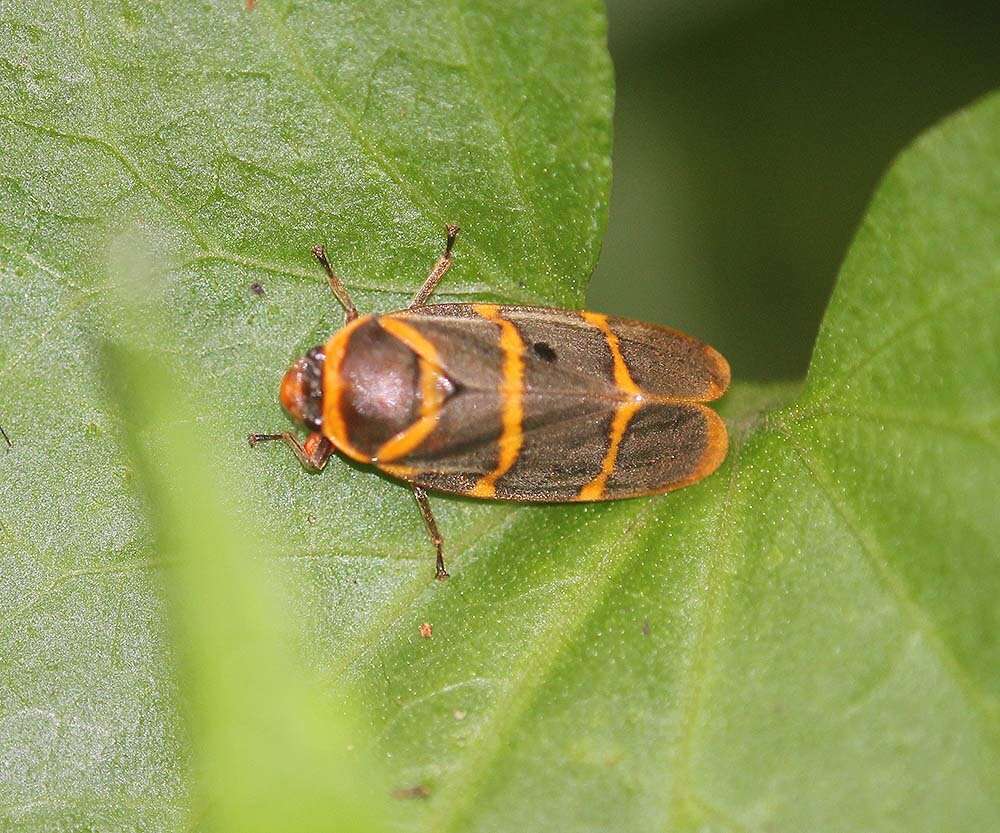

left=592, top=0, right=1000, bottom=378
left=100, top=243, right=388, bottom=833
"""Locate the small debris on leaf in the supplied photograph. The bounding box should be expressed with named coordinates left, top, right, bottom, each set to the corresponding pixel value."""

left=392, top=784, right=431, bottom=800
left=250, top=281, right=265, bottom=295
left=418, top=622, right=433, bottom=638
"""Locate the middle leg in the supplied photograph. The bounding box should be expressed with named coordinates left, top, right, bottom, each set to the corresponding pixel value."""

left=411, top=485, right=448, bottom=579
left=409, top=224, right=460, bottom=308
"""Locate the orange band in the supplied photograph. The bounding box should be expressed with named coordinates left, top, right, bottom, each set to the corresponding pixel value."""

left=578, top=313, right=644, bottom=500
left=322, top=316, right=372, bottom=463
left=469, top=305, right=525, bottom=497
left=375, top=317, right=447, bottom=463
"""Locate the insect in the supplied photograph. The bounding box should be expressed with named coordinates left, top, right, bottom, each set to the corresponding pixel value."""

left=250, top=225, right=730, bottom=579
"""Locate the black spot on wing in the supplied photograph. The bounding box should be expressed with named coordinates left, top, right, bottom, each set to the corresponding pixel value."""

left=533, top=341, right=557, bottom=362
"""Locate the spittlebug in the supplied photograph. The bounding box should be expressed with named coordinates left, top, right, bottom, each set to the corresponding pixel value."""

left=250, top=225, right=729, bottom=579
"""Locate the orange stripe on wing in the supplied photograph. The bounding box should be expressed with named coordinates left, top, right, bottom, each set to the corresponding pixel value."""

left=374, top=317, right=448, bottom=463
left=469, top=304, right=525, bottom=498
left=322, top=315, right=371, bottom=464
left=702, top=344, right=731, bottom=401
left=379, top=462, right=418, bottom=479
left=577, top=400, right=641, bottom=501
left=581, top=312, right=641, bottom=395
left=578, top=312, right=645, bottom=500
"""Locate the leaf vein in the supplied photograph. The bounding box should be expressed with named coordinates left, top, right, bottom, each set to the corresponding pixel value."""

left=261, top=3, right=513, bottom=290
left=785, top=434, right=1000, bottom=733
left=668, top=442, right=747, bottom=827
left=433, top=500, right=662, bottom=832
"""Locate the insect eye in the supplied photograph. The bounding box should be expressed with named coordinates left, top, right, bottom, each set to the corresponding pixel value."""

left=533, top=341, right=557, bottom=362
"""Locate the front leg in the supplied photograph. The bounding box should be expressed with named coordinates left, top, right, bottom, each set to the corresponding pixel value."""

left=248, top=431, right=334, bottom=472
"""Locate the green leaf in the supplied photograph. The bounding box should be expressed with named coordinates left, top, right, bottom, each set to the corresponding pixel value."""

left=0, top=1, right=611, bottom=831
left=0, top=0, right=611, bottom=833
left=1, top=3, right=998, bottom=833
left=97, top=248, right=388, bottom=833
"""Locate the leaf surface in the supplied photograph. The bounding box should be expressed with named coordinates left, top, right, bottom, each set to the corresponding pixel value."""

left=0, top=1, right=610, bottom=830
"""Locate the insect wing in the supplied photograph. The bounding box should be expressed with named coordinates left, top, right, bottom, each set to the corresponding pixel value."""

left=377, top=305, right=729, bottom=501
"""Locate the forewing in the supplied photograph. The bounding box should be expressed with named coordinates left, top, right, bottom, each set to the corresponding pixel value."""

left=395, top=305, right=615, bottom=398
left=607, top=314, right=730, bottom=401
left=391, top=396, right=725, bottom=502
left=397, top=304, right=730, bottom=400
left=379, top=305, right=729, bottom=501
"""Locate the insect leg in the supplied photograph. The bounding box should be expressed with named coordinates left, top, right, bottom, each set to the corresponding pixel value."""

left=409, top=224, right=460, bottom=308
left=410, top=485, right=448, bottom=580
left=248, top=431, right=334, bottom=472
left=311, top=245, right=360, bottom=322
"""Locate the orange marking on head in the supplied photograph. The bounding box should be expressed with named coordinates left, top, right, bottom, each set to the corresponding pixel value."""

left=322, top=315, right=372, bottom=463
left=470, top=304, right=525, bottom=497
left=577, top=312, right=644, bottom=500
left=377, top=316, right=442, bottom=368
